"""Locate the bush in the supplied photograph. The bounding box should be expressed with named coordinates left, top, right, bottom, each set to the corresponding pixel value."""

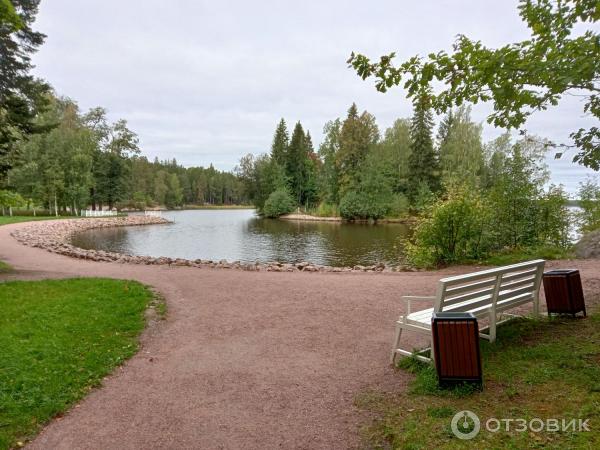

left=387, top=193, right=410, bottom=218
left=262, top=189, right=295, bottom=218
left=339, top=191, right=389, bottom=220
left=406, top=187, right=492, bottom=267
left=312, top=202, right=339, bottom=217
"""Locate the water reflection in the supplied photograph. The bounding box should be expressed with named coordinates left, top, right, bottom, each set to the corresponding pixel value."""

left=71, top=209, right=412, bottom=267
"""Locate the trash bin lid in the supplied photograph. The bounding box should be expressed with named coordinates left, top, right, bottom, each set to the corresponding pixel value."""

left=432, top=311, right=476, bottom=320
left=544, top=269, right=579, bottom=276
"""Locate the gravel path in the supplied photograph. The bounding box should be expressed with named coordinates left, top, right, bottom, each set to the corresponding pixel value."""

left=1, top=220, right=598, bottom=449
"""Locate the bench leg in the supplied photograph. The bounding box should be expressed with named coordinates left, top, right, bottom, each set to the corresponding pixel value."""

left=489, top=311, right=497, bottom=343
left=391, top=322, right=403, bottom=365
left=533, top=295, right=540, bottom=317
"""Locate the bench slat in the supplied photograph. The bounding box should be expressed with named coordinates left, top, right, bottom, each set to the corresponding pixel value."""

left=500, top=268, right=538, bottom=283
left=500, top=276, right=536, bottom=291
left=444, top=277, right=497, bottom=296
left=443, top=287, right=495, bottom=306
left=497, top=285, right=538, bottom=302
left=439, top=260, right=544, bottom=284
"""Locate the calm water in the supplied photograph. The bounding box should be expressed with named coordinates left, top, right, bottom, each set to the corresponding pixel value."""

left=71, top=209, right=412, bottom=267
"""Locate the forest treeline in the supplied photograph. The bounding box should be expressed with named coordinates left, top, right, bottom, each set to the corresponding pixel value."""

left=238, top=101, right=561, bottom=219
left=0, top=2, right=245, bottom=214
left=2, top=96, right=246, bottom=213
left=236, top=100, right=586, bottom=266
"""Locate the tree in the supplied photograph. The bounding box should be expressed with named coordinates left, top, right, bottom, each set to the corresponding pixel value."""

left=0, top=0, right=49, bottom=183
left=236, top=153, right=286, bottom=212
left=270, top=118, right=289, bottom=165
left=318, top=118, right=342, bottom=204
left=0, top=0, right=45, bottom=101
left=377, top=118, right=412, bottom=193
left=284, top=121, right=316, bottom=206
left=577, top=178, right=600, bottom=232
left=407, top=95, right=438, bottom=200
left=0, top=189, right=25, bottom=215
left=487, top=137, right=550, bottom=248
left=438, top=106, right=484, bottom=186
left=164, top=173, right=183, bottom=208
left=0, top=1, right=22, bottom=31
left=336, top=103, right=379, bottom=195
left=83, top=109, right=139, bottom=209
left=348, top=0, right=600, bottom=169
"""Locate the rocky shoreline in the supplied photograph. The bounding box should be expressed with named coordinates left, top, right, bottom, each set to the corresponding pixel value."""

left=10, top=216, right=416, bottom=273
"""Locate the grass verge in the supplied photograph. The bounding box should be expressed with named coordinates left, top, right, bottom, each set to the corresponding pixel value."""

left=356, top=314, right=600, bottom=449
left=0, top=216, right=77, bottom=226
left=0, top=278, right=157, bottom=449
left=479, top=245, right=575, bottom=266
left=0, top=261, right=12, bottom=273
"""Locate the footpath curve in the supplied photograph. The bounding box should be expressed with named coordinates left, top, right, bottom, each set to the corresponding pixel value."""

left=1, top=220, right=599, bottom=449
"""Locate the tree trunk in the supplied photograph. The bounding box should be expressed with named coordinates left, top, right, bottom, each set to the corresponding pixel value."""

left=90, top=187, right=96, bottom=211
left=54, top=192, right=59, bottom=217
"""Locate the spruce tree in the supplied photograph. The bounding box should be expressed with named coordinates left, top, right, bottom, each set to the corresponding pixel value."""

left=408, top=95, right=438, bottom=200
left=286, top=121, right=307, bottom=205
left=270, top=118, right=289, bottom=166
left=336, top=103, right=379, bottom=196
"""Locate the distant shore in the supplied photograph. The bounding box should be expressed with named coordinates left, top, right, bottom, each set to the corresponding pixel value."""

left=279, top=212, right=416, bottom=224
left=182, top=205, right=254, bottom=210
left=120, top=205, right=255, bottom=212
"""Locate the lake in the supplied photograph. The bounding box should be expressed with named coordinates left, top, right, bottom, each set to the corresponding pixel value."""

left=71, top=209, right=412, bottom=267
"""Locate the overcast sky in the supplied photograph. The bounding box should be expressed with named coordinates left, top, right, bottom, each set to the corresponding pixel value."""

left=32, top=0, right=597, bottom=194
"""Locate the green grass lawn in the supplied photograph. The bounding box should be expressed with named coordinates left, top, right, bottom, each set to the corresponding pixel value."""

left=0, top=215, right=73, bottom=226
left=0, top=278, right=161, bottom=449
left=356, top=314, right=600, bottom=449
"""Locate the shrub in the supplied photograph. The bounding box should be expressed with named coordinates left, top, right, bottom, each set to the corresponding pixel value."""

left=262, top=189, right=295, bottom=218
left=406, top=186, right=492, bottom=267
left=339, top=191, right=389, bottom=220
left=313, top=202, right=339, bottom=217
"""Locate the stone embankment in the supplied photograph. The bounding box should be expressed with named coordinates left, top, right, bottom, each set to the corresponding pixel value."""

left=10, top=216, right=416, bottom=273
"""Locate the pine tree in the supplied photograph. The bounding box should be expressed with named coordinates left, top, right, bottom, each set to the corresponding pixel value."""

left=270, top=118, right=289, bottom=165
left=408, top=95, right=438, bottom=200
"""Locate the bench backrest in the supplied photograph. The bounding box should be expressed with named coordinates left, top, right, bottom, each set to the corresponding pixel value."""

left=433, top=260, right=545, bottom=314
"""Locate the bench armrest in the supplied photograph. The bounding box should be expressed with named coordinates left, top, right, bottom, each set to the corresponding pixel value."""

left=401, top=295, right=435, bottom=315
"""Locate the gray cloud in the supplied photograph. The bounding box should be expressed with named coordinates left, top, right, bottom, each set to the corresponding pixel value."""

left=32, top=0, right=597, bottom=193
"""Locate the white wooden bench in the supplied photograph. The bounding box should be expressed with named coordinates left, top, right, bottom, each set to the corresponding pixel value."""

left=391, top=259, right=545, bottom=364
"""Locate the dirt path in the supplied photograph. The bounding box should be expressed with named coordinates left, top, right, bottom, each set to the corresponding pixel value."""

left=1, top=220, right=599, bottom=449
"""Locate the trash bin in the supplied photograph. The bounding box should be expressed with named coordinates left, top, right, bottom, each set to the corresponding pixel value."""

left=431, top=312, right=482, bottom=387
left=543, top=269, right=586, bottom=317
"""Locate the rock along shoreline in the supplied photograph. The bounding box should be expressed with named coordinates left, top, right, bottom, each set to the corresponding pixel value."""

left=10, top=216, right=416, bottom=274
